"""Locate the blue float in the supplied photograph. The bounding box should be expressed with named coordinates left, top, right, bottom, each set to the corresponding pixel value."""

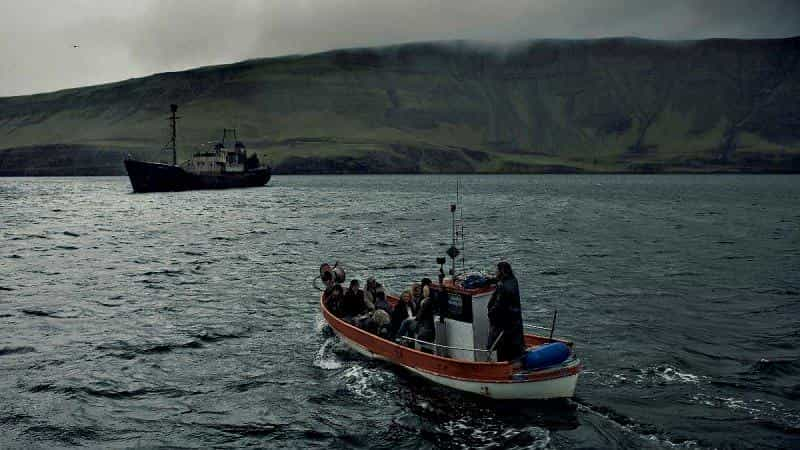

left=523, top=342, right=571, bottom=370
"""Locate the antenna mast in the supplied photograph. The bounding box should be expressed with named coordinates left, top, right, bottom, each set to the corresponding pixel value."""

left=449, top=203, right=457, bottom=276
left=446, top=178, right=461, bottom=277
left=458, top=178, right=465, bottom=273
left=169, top=104, right=179, bottom=165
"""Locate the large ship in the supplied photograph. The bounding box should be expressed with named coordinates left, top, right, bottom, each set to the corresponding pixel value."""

left=124, top=104, right=271, bottom=193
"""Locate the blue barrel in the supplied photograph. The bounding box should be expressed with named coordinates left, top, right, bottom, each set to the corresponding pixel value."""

left=523, top=342, right=571, bottom=370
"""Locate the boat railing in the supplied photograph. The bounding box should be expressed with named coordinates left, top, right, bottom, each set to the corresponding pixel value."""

left=526, top=310, right=559, bottom=339
left=396, top=336, right=497, bottom=361
left=525, top=324, right=553, bottom=332
left=524, top=324, right=576, bottom=343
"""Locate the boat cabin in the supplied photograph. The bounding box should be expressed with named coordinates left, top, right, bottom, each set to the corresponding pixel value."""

left=182, top=129, right=258, bottom=175
left=429, top=276, right=498, bottom=362
left=183, top=141, right=247, bottom=174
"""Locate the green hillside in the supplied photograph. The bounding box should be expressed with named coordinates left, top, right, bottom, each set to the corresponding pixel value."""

left=1, top=37, right=799, bottom=175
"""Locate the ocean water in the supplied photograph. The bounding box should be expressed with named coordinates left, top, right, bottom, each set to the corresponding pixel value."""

left=0, top=174, right=798, bottom=449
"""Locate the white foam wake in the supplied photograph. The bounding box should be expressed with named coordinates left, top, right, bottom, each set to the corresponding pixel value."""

left=313, top=337, right=342, bottom=370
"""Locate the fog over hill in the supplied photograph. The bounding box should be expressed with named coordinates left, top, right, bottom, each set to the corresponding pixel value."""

left=1, top=37, right=799, bottom=175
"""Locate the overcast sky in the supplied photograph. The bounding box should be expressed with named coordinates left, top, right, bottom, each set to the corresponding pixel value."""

left=1, top=0, right=798, bottom=97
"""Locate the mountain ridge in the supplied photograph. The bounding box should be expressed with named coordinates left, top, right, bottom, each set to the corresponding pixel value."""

left=2, top=36, right=799, bottom=175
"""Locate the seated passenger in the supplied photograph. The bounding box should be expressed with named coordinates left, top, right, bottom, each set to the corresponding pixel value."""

left=326, top=284, right=345, bottom=317
left=360, top=308, right=391, bottom=338
left=409, top=283, right=421, bottom=309
left=415, top=284, right=436, bottom=343
left=365, top=277, right=390, bottom=313
left=419, top=277, right=433, bottom=295
left=341, top=279, right=367, bottom=319
left=391, top=290, right=417, bottom=338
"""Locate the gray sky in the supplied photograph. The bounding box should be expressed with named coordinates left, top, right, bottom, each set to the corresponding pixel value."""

left=1, top=0, right=798, bottom=97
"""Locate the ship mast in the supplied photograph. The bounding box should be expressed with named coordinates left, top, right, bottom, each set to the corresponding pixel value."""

left=169, top=104, right=179, bottom=165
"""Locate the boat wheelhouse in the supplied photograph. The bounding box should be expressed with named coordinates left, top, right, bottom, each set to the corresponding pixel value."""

left=181, top=129, right=255, bottom=175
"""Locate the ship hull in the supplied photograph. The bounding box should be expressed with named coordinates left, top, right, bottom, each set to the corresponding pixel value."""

left=124, top=159, right=271, bottom=193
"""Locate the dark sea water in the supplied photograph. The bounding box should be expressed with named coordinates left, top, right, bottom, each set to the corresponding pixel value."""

left=1, top=175, right=798, bottom=449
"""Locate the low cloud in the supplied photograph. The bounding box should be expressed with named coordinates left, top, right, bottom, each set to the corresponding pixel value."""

left=0, top=0, right=798, bottom=96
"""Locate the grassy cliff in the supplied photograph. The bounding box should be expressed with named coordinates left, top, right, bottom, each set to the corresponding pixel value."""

left=1, top=37, right=799, bottom=175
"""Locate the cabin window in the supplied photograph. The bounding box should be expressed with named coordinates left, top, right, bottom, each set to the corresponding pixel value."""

left=432, top=289, right=473, bottom=323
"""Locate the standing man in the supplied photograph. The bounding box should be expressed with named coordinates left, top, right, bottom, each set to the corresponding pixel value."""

left=487, top=261, right=525, bottom=361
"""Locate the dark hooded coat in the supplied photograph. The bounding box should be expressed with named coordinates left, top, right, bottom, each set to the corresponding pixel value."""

left=487, top=275, right=525, bottom=361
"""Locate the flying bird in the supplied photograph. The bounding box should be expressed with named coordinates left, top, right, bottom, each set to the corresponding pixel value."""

left=73, top=44, right=79, bottom=48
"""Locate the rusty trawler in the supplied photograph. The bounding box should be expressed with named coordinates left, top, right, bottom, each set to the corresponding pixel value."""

left=124, top=104, right=271, bottom=193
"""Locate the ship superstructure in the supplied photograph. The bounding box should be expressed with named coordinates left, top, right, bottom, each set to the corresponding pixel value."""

left=124, top=105, right=270, bottom=193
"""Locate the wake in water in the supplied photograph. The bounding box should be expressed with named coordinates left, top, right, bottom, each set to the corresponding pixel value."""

left=340, top=366, right=395, bottom=400
left=314, top=337, right=343, bottom=370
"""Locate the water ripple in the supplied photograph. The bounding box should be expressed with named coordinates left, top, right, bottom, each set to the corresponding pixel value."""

left=0, top=175, right=798, bottom=449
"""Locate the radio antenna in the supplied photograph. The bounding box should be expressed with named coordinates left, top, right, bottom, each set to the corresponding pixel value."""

left=444, top=178, right=470, bottom=278
left=446, top=178, right=460, bottom=277
left=449, top=202, right=457, bottom=276
left=458, top=178, right=465, bottom=273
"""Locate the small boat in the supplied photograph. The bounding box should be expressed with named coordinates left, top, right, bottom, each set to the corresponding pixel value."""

left=320, top=286, right=581, bottom=400
left=319, top=191, right=582, bottom=400
left=124, top=104, right=271, bottom=193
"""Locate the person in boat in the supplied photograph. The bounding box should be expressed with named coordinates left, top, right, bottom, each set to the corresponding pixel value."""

left=321, top=270, right=336, bottom=298
left=364, top=277, right=390, bottom=314
left=361, top=307, right=391, bottom=338
left=391, top=290, right=417, bottom=338
left=416, top=278, right=432, bottom=309
left=326, top=284, right=345, bottom=318
left=341, top=279, right=367, bottom=319
left=409, top=283, right=421, bottom=309
left=487, top=261, right=525, bottom=362
left=415, top=284, right=436, bottom=345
